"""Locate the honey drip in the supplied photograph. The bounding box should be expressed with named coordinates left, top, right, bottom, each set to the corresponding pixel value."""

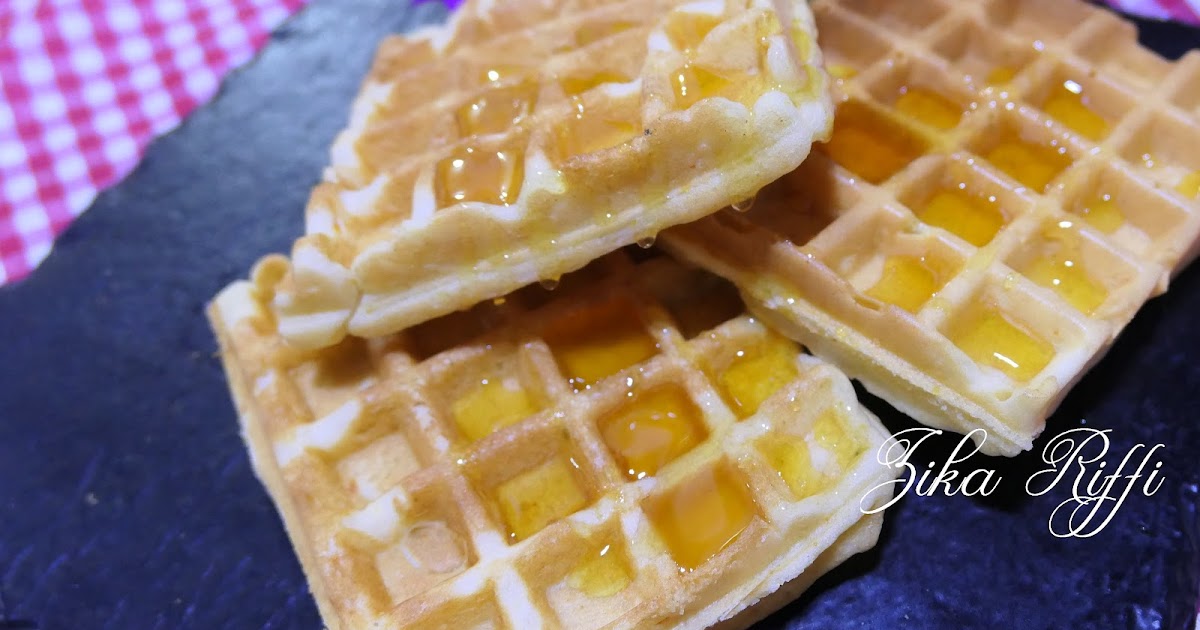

left=865, top=255, right=950, bottom=313
left=716, top=336, right=800, bottom=419
left=667, top=8, right=775, bottom=112
left=1043, top=80, right=1109, bottom=141
left=895, top=87, right=963, bottom=131
left=567, top=544, right=632, bottom=598
left=544, top=299, right=659, bottom=392
left=1018, top=222, right=1108, bottom=315
left=435, top=146, right=524, bottom=208
left=826, top=64, right=859, bottom=81
left=731, top=195, right=756, bottom=213
left=560, top=72, right=632, bottom=96
left=495, top=457, right=589, bottom=541
left=812, top=409, right=865, bottom=470
left=758, top=433, right=827, bottom=499
left=984, top=137, right=1072, bottom=192
left=644, top=463, right=758, bottom=571
left=554, top=97, right=638, bottom=161
left=672, top=63, right=736, bottom=109
left=1177, top=171, right=1200, bottom=199
left=456, top=81, right=538, bottom=137
left=821, top=101, right=927, bottom=184
left=1076, top=193, right=1125, bottom=233
left=987, top=66, right=1017, bottom=86
left=917, top=187, right=1006, bottom=247
left=452, top=377, right=536, bottom=442
left=664, top=11, right=722, bottom=52
left=945, top=304, right=1054, bottom=382
left=598, top=386, right=706, bottom=480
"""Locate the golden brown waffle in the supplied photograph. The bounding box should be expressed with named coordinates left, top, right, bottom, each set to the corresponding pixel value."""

left=209, top=251, right=896, bottom=630
left=270, top=0, right=834, bottom=350
left=663, top=0, right=1200, bottom=457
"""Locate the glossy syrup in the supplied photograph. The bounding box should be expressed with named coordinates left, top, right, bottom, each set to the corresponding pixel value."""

left=495, top=457, right=589, bottom=541
left=945, top=304, right=1054, bottom=382
left=452, top=377, right=535, bottom=442
left=916, top=187, right=1007, bottom=247
left=644, top=463, right=758, bottom=571
left=598, top=386, right=706, bottom=480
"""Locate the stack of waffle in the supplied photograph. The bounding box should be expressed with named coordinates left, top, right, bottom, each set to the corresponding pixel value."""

left=211, top=0, right=899, bottom=628
left=208, top=0, right=1200, bottom=626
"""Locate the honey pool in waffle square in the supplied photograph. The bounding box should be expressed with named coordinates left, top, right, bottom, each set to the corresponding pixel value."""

left=270, top=0, right=837, bottom=350
left=664, top=0, right=1200, bottom=456
left=209, top=252, right=896, bottom=629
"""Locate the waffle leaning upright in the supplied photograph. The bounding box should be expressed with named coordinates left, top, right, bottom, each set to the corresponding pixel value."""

left=269, top=0, right=834, bottom=350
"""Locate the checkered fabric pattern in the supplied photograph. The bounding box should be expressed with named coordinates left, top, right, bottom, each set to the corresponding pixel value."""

left=0, top=0, right=307, bottom=284
left=1109, top=0, right=1200, bottom=23
left=0, top=0, right=1194, bottom=286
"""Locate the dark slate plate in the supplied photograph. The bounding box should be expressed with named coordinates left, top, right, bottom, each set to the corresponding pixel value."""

left=0, top=2, right=1197, bottom=629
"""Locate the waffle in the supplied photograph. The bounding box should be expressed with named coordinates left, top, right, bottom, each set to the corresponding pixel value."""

left=269, top=0, right=834, bottom=350
left=663, top=0, right=1200, bottom=457
left=209, top=251, right=896, bottom=630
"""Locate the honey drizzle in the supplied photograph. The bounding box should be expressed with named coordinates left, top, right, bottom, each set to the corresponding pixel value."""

left=894, top=87, right=963, bottom=131
left=452, top=377, right=536, bottom=442
left=495, top=457, right=590, bottom=541
left=666, top=7, right=781, bottom=111
left=1178, top=171, right=1200, bottom=199
left=820, top=101, right=927, bottom=184
left=1042, top=80, right=1109, bottom=141
left=553, top=97, right=639, bottom=162
left=566, top=543, right=632, bottom=598
left=916, top=187, right=1007, bottom=247
left=715, top=335, right=800, bottom=419
left=560, top=72, right=632, bottom=96
left=1017, top=222, right=1107, bottom=315
left=664, top=11, right=721, bottom=52
left=644, top=463, right=758, bottom=571
left=672, top=63, right=739, bottom=109
left=1076, top=193, right=1125, bottom=233
left=455, top=80, right=538, bottom=137
left=945, top=304, right=1054, bottom=382
left=813, top=408, right=865, bottom=469
left=435, top=146, right=524, bottom=208
left=987, top=66, right=1018, bottom=86
left=984, top=136, right=1072, bottom=192
left=865, top=255, right=949, bottom=313
left=758, top=433, right=826, bottom=499
left=543, top=298, right=659, bottom=392
left=598, top=386, right=706, bottom=480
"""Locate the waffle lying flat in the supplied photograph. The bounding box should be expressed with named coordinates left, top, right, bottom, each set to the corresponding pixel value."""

left=209, top=252, right=895, bottom=630
left=664, top=0, right=1200, bottom=456
left=271, top=0, right=834, bottom=349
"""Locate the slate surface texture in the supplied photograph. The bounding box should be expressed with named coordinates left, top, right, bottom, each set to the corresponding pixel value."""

left=0, top=2, right=1197, bottom=629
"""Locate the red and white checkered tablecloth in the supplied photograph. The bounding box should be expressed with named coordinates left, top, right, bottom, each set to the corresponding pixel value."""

left=0, top=0, right=1195, bottom=286
left=0, top=0, right=307, bottom=284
